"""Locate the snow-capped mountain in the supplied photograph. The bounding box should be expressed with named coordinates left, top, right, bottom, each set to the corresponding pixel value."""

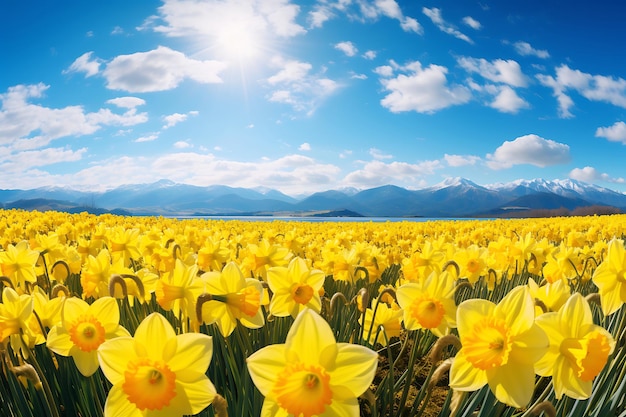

left=1, top=178, right=625, bottom=217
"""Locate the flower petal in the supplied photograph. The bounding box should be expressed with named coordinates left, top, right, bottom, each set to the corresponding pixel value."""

left=97, top=337, right=136, bottom=385
left=167, top=333, right=213, bottom=375
left=88, top=297, right=120, bottom=332
left=133, top=313, right=176, bottom=359
left=247, top=344, right=288, bottom=397
left=173, top=378, right=216, bottom=415
left=328, top=343, right=378, bottom=398
left=487, top=360, right=535, bottom=408
left=286, top=309, right=336, bottom=364
left=449, top=351, right=488, bottom=391
left=103, top=385, right=142, bottom=417
left=70, top=348, right=99, bottom=377
left=456, top=298, right=494, bottom=338
left=46, top=326, right=73, bottom=355
left=61, top=297, right=88, bottom=327
left=495, top=285, right=535, bottom=335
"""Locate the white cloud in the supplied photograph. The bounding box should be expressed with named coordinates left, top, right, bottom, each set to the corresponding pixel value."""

left=298, top=142, right=311, bottom=151
left=458, top=57, right=528, bottom=87
left=334, top=41, right=358, bottom=57
left=344, top=159, right=441, bottom=188
left=363, top=50, right=377, bottom=60
left=351, top=73, right=367, bottom=80
left=569, top=166, right=625, bottom=184
left=173, top=140, right=192, bottom=149
left=135, top=134, right=159, bottom=143
left=106, top=97, right=146, bottom=109
left=537, top=65, right=626, bottom=118
left=162, top=111, right=197, bottom=129
left=486, top=134, right=571, bottom=169
left=111, top=26, right=124, bottom=35
left=422, top=7, right=472, bottom=43
left=153, top=0, right=305, bottom=39
left=0, top=147, right=88, bottom=174
left=369, top=148, right=392, bottom=160
left=266, top=56, right=339, bottom=115
left=595, top=121, right=626, bottom=144
left=0, top=84, right=148, bottom=148
left=339, top=149, right=352, bottom=159
left=489, top=86, right=530, bottom=113
left=103, top=46, right=226, bottom=93
left=462, top=16, right=481, bottom=30
left=513, top=41, right=549, bottom=59
left=307, top=0, right=421, bottom=33
left=444, top=154, right=480, bottom=167
left=63, top=52, right=101, bottom=77
left=377, top=61, right=471, bottom=113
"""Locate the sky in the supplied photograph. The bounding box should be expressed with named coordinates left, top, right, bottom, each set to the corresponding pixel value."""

left=2, top=0, right=626, bottom=197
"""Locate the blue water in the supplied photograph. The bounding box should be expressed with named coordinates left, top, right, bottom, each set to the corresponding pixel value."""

left=173, top=215, right=490, bottom=222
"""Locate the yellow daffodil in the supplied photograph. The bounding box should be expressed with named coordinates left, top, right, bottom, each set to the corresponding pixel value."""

left=267, top=257, right=325, bottom=318
left=97, top=312, right=216, bottom=416
left=359, top=296, right=403, bottom=346
left=47, top=296, right=130, bottom=376
left=247, top=308, right=378, bottom=417
left=534, top=293, right=615, bottom=399
left=155, top=259, right=203, bottom=321
left=32, top=285, right=64, bottom=329
left=107, top=227, right=142, bottom=267
left=527, top=277, right=570, bottom=315
left=243, top=239, right=292, bottom=281
left=0, top=287, right=45, bottom=357
left=0, top=240, right=40, bottom=290
left=200, top=262, right=264, bottom=337
left=449, top=285, right=549, bottom=408
left=592, top=238, right=626, bottom=315
left=396, top=270, right=457, bottom=337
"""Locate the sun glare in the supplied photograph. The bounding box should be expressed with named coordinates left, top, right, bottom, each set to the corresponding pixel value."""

left=217, top=25, right=263, bottom=63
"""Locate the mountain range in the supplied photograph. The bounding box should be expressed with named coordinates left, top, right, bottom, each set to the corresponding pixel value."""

left=0, top=178, right=625, bottom=218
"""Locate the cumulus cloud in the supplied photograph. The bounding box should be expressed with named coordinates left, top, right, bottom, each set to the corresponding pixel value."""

left=334, top=41, right=358, bottom=57
left=486, top=134, right=571, bottom=169
left=163, top=111, right=198, bottom=129
left=363, top=50, right=377, bottom=60
left=595, top=121, right=626, bottom=144
left=569, top=166, right=625, bottom=184
left=63, top=52, right=101, bottom=77
left=537, top=65, right=626, bottom=118
left=106, top=97, right=146, bottom=109
left=298, top=142, right=311, bottom=151
left=369, top=148, right=392, bottom=160
left=422, top=7, right=472, bottom=43
left=490, top=86, right=530, bottom=113
left=513, top=41, right=549, bottom=59
left=344, top=159, right=441, bottom=188
left=462, top=16, right=481, bottom=30
left=458, top=57, right=528, bottom=87
left=173, top=140, right=192, bottom=149
left=0, top=83, right=147, bottom=148
left=135, top=134, right=159, bottom=143
left=266, top=56, right=339, bottom=115
left=103, top=46, right=226, bottom=93
left=0, top=147, right=88, bottom=174
left=307, top=0, right=421, bottom=33
left=444, top=154, right=480, bottom=167
left=152, top=0, right=305, bottom=40
left=377, top=61, right=471, bottom=113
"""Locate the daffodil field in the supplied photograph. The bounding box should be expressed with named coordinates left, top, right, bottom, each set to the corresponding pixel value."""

left=2, top=209, right=626, bottom=417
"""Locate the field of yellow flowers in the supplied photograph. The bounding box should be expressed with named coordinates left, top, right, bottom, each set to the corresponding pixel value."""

left=1, top=208, right=626, bottom=417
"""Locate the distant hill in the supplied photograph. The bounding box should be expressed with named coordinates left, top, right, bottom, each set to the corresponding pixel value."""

left=0, top=178, right=624, bottom=218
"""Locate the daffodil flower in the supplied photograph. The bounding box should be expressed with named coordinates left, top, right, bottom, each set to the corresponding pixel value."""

left=534, top=292, right=615, bottom=399
left=592, top=238, right=626, bottom=315
left=200, top=262, right=264, bottom=337
left=247, top=308, right=378, bottom=417
left=359, top=296, right=403, bottom=346
left=449, top=285, right=549, bottom=408
left=396, top=270, right=457, bottom=337
left=267, top=257, right=325, bottom=318
left=0, top=287, right=45, bottom=356
left=47, top=296, right=130, bottom=376
left=97, top=312, right=216, bottom=417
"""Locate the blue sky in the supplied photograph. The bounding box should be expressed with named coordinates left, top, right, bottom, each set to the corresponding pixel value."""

left=2, top=0, right=626, bottom=196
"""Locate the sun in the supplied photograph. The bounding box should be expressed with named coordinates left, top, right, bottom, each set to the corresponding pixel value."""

left=214, top=21, right=268, bottom=65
